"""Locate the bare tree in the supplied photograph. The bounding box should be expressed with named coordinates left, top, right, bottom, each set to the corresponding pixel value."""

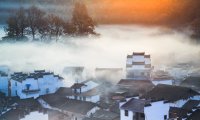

left=47, top=14, right=64, bottom=42
left=16, top=7, right=27, bottom=37
left=27, top=6, right=45, bottom=40
left=71, top=2, right=96, bottom=35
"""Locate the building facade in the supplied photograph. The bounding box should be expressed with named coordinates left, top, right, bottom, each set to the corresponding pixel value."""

left=0, top=72, right=9, bottom=96
left=126, top=52, right=152, bottom=80
left=10, top=70, right=63, bottom=99
left=67, top=80, right=100, bottom=103
left=119, top=84, right=200, bottom=120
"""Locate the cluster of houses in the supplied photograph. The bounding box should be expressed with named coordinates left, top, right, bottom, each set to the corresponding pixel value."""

left=0, top=52, right=200, bottom=120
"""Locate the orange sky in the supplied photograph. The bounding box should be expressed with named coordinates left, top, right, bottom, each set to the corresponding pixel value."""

left=87, top=0, right=180, bottom=23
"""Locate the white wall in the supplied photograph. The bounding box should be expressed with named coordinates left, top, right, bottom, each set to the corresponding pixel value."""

left=145, top=58, right=151, bottom=65
left=132, top=55, right=144, bottom=62
left=126, top=58, right=133, bottom=65
left=120, top=109, right=134, bottom=120
left=144, top=101, right=170, bottom=120
left=152, top=80, right=173, bottom=85
left=11, top=74, right=63, bottom=99
left=81, top=81, right=99, bottom=92
left=0, top=76, right=9, bottom=96
left=11, top=80, right=20, bottom=96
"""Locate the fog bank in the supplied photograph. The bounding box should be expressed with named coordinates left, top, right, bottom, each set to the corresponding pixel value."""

left=0, top=25, right=200, bottom=75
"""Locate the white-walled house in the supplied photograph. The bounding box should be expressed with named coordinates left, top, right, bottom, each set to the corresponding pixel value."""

left=40, top=94, right=99, bottom=120
left=67, top=80, right=100, bottom=103
left=126, top=52, right=152, bottom=80
left=10, top=70, right=63, bottom=99
left=119, top=84, right=200, bottom=120
left=0, top=72, right=9, bottom=96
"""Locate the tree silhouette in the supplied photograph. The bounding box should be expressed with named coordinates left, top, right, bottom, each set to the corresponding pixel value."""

left=72, top=2, right=96, bottom=35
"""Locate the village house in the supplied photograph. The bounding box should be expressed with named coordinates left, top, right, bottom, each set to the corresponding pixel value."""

left=119, top=84, right=200, bottom=120
left=39, top=94, right=99, bottom=120
left=10, top=70, right=63, bottom=99
left=0, top=98, right=43, bottom=120
left=169, top=99, right=200, bottom=119
left=0, top=71, right=9, bottom=96
left=126, top=52, right=152, bottom=80
left=67, top=80, right=100, bottom=103
left=114, top=79, right=155, bottom=100
left=83, top=109, right=120, bottom=120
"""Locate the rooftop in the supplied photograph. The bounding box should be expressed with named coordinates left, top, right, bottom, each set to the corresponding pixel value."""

left=71, top=83, right=86, bottom=89
left=141, top=84, right=200, bottom=102
left=92, top=109, right=119, bottom=120
left=41, top=94, right=97, bottom=115
left=55, top=87, right=72, bottom=96
left=182, top=100, right=200, bottom=111
left=11, top=70, right=63, bottom=82
left=132, top=52, right=145, bottom=55
left=0, top=71, right=8, bottom=77
left=121, top=98, right=150, bottom=113
left=187, top=109, right=200, bottom=120
left=118, top=79, right=154, bottom=88
left=181, top=76, right=200, bottom=91
left=169, top=107, right=188, bottom=119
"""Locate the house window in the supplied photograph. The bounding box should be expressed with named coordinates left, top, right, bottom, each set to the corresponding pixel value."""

left=83, top=96, right=86, bottom=101
left=26, top=84, right=31, bottom=90
left=15, top=82, right=17, bottom=86
left=164, top=115, right=167, bottom=120
left=125, top=110, right=128, bottom=116
left=46, top=88, right=49, bottom=94
left=141, top=113, right=145, bottom=118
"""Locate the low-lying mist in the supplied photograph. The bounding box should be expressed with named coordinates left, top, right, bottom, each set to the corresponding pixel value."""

left=0, top=25, right=200, bottom=82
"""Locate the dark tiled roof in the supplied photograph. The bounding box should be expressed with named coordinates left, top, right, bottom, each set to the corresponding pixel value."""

left=187, top=109, right=200, bottom=120
left=133, top=52, right=145, bottom=55
left=92, top=110, right=119, bottom=120
left=16, top=98, right=41, bottom=109
left=141, top=84, right=200, bottom=102
left=0, top=98, right=42, bottom=120
left=132, top=62, right=145, bottom=65
left=118, top=79, right=154, bottom=87
left=0, top=108, right=24, bottom=120
left=83, top=117, right=103, bottom=120
left=0, top=71, right=8, bottom=76
left=41, top=94, right=97, bottom=115
left=71, top=83, right=86, bottom=89
left=34, top=70, right=45, bottom=73
left=181, top=76, right=200, bottom=90
left=144, top=55, right=151, bottom=58
left=11, top=70, right=63, bottom=82
left=55, top=87, right=72, bottom=96
left=127, top=55, right=132, bottom=58
left=182, top=100, right=200, bottom=111
left=121, top=98, right=150, bottom=113
left=75, top=87, right=100, bottom=97
left=169, top=107, right=188, bottom=119
left=59, top=100, right=96, bottom=115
